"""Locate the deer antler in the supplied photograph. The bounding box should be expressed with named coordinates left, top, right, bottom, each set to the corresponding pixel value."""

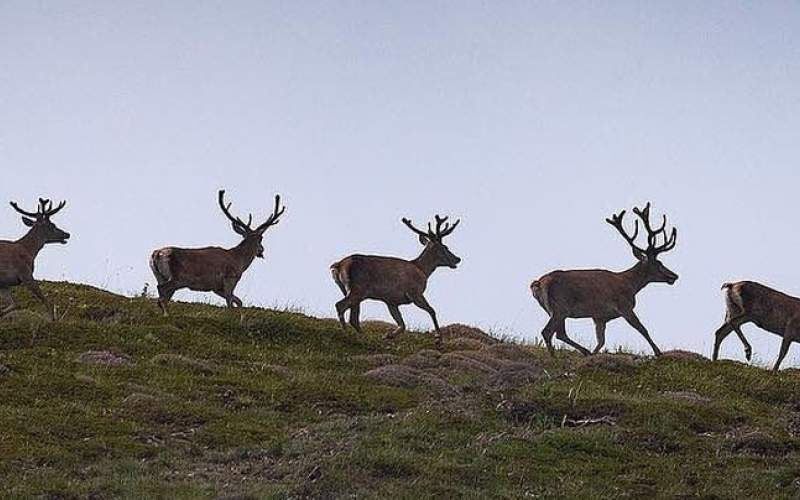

left=606, top=210, right=646, bottom=256
left=608, top=203, right=677, bottom=257
left=402, top=217, right=429, bottom=238
left=403, top=215, right=460, bottom=242
left=255, top=195, right=286, bottom=233
left=632, top=202, right=677, bottom=256
left=218, top=190, right=254, bottom=235
left=39, top=199, right=66, bottom=218
left=10, top=198, right=66, bottom=219
left=9, top=201, right=39, bottom=218
left=433, top=214, right=460, bottom=239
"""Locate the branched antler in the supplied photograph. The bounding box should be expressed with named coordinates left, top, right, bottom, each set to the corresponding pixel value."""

left=403, top=214, right=460, bottom=242
left=218, top=190, right=254, bottom=235
left=607, top=202, right=677, bottom=257
left=256, top=195, right=286, bottom=233
left=10, top=198, right=66, bottom=219
left=219, top=190, right=286, bottom=236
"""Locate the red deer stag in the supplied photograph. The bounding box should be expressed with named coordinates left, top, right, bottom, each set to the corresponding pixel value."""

left=712, top=281, right=800, bottom=371
left=0, top=198, right=70, bottom=320
left=530, top=203, right=678, bottom=356
left=330, top=215, right=461, bottom=344
left=150, top=190, right=285, bottom=315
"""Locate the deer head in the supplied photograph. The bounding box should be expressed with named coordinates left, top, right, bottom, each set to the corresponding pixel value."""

left=606, top=202, right=678, bottom=284
left=402, top=215, right=462, bottom=269
left=218, top=190, right=285, bottom=258
left=10, top=198, right=70, bottom=244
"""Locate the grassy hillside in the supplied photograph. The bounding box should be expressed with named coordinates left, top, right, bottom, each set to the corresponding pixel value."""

left=2, top=282, right=800, bottom=499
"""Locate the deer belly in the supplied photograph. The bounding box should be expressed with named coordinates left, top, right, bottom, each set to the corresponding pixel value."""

left=753, top=317, right=793, bottom=336
left=0, top=267, right=23, bottom=288
left=366, top=291, right=412, bottom=305
left=181, top=273, right=229, bottom=292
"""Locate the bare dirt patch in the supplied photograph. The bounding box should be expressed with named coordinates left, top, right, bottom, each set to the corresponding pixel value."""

left=445, top=337, right=488, bottom=351
left=77, top=350, right=133, bottom=367
left=439, top=324, right=498, bottom=344
left=370, top=341, right=544, bottom=395
left=724, top=428, right=797, bottom=456
left=661, top=350, right=708, bottom=362
left=662, top=391, right=712, bottom=404
left=487, top=363, right=544, bottom=389
left=402, top=349, right=441, bottom=370
left=364, top=365, right=458, bottom=398
left=440, top=352, right=497, bottom=375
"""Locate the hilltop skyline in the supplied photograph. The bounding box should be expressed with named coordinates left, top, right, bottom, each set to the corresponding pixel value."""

left=2, top=2, right=799, bottom=364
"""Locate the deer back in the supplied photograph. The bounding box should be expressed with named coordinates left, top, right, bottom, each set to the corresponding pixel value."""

left=723, top=281, right=800, bottom=335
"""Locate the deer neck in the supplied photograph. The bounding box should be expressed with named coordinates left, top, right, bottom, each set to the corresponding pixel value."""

left=412, top=246, right=439, bottom=277
left=620, top=261, right=651, bottom=294
left=230, top=239, right=259, bottom=272
left=16, top=227, right=47, bottom=259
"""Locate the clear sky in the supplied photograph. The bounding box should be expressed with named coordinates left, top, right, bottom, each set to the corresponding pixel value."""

left=1, top=2, right=799, bottom=364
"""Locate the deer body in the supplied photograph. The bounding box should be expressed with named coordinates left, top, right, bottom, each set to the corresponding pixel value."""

left=0, top=198, right=70, bottom=320
left=0, top=239, right=44, bottom=288
left=532, top=203, right=678, bottom=356
left=151, top=243, right=255, bottom=293
left=331, top=215, right=461, bottom=343
left=533, top=267, right=647, bottom=319
left=151, top=190, right=285, bottom=314
left=713, top=281, right=800, bottom=371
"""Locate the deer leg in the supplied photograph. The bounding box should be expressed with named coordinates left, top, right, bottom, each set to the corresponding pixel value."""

left=733, top=325, right=752, bottom=361
left=385, top=304, right=406, bottom=339
left=214, top=291, right=236, bottom=309
left=157, top=283, right=178, bottom=316
left=774, top=334, right=795, bottom=372
left=592, top=319, right=607, bottom=354
left=335, top=296, right=354, bottom=330
left=23, top=280, right=54, bottom=320
left=221, top=279, right=241, bottom=309
left=773, top=320, right=800, bottom=371
left=349, top=301, right=363, bottom=333
left=411, top=294, right=442, bottom=347
left=712, top=323, right=733, bottom=361
left=554, top=319, right=592, bottom=356
left=0, top=289, right=16, bottom=318
left=540, top=317, right=557, bottom=356
left=621, top=310, right=662, bottom=356
left=712, top=319, right=748, bottom=361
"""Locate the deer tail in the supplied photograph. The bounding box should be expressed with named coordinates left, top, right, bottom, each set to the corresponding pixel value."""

left=530, top=280, right=552, bottom=315
left=150, top=249, right=173, bottom=285
left=721, top=282, right=746, bottom=317
left=330, top=262, right=349, bottom=296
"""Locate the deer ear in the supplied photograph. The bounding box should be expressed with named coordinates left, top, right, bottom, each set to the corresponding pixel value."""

left=21, top=217, right=35, bottom=227
left=418, top=234, right=430, bottom=246
left=633, top=247, right=647, bottom=261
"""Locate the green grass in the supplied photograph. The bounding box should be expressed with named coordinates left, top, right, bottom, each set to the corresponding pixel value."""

left=1, top=282, right=800, bottom=499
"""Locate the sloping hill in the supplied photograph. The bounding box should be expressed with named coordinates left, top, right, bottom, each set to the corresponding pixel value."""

left=2, top=282, right=800, bottom=498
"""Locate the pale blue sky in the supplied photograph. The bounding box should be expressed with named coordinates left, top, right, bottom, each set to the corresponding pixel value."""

left=1, top=1, right=799, bottom=363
